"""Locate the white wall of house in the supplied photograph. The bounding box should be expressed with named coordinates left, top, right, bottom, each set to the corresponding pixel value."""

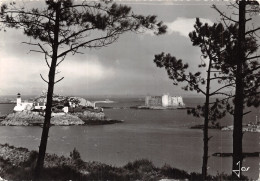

left=14, top=102, right=33, bottom=112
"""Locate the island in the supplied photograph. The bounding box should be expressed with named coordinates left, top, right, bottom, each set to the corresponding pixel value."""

left=221, top=123, right=260, bottom=133
left=0, top=93, right=122, bottom=126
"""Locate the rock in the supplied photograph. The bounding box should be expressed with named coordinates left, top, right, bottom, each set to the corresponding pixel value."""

left=69, top=97, right=86, bottom=106
left=73, top=110, right=105, bottom=121
left=34, top=93, right=95, bottom=108
left=24, top=104, right=33, bottom=111
left=1, top=110, right=103, bottom=126
left=51, top=114, right=84, bottom=125
left=85, top=100, right=94, bottom=107
left=1, top=111, right=44, bottom=126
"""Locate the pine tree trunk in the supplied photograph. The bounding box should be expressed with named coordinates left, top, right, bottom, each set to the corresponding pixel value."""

left=202, top=58, right=212, bottom=181
left=33, top=65, right=56, bottom=180
left=202, top=98, right=209, bottom=181
left=232, top=0, right=245, bottom=179
left=33, top=4, right=60, bottom=180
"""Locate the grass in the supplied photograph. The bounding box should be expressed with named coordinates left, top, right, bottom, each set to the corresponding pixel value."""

left=0, top=143, right=250, bottom=181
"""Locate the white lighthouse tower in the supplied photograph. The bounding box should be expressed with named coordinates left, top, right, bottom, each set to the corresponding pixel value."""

left=13, top=93, right=23, bottom=112
left=16, top=93, right=21, bottom=106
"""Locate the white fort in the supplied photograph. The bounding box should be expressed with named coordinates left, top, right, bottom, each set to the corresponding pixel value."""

left=145, top=94, right=185, bottom=107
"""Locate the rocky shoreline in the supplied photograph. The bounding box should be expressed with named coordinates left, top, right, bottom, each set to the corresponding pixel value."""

left=190, top=124, right=223, bottom=130
left=212, top=152, right=260, bottom=157
left=0, top=110, right=123, bottom=126
left=101, top=106, right=191, bottom=110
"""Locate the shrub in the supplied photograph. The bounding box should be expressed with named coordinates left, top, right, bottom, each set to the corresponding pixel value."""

left=124, top=159, right=155, bottom=172
left=160, top=164, right=189, bottom=179
left=212, top=172, right=249, bottom=181
left=70, top=148, right=81, bottom=161
left=69, top=148, right=85, bottom=169
left=22, top=151, right=38, bottom=168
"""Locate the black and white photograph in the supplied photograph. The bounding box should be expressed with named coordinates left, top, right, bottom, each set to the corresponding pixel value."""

left=0, top=0, right=259, bottom=180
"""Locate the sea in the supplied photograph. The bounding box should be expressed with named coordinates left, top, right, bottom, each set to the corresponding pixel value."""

left=0, top=97, right=259, bottom=179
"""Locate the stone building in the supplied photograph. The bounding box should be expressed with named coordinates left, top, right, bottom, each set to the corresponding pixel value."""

left=145, top=96, right=162, bottom=107
left=145, top=94, right=185, bottom=107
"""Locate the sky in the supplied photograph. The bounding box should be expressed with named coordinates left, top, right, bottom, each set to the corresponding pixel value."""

left=0, top=0, right=257, bottom=97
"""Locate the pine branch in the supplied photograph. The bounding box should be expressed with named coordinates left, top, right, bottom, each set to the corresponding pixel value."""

left=180, top=74, right=206, bottom=95
left=208, top=136, right=213, bottom=141
left=56, top=55, right=66, bottom=67
left=40, top=74, right=49, bottom=84
left=45, top=54, right=50, bottom=68
left=245, top=18, right=252, bottom=22
left=212, top=5, right=238, bottom=23
left=54, top=77, right=64, bottom=84
left=208, top=95, right=234, bottom=105
left=2, top=10, right=55, bottom=22
left=58, top=27, right=96, bottom=45
left=243, top=111, right=251, bottom=116
left=246, top=55, right=260, bottom=61
left=211, top=92, right=232, bottom=97
left=245, top=27, right=260, bottom=35
left=57, top=30, right=119, bottom=58
left=27, top=50, right=45, bottom=54
left=209, top=76, right=233, bottom=81
left=210, top=83, right=235, bottom=96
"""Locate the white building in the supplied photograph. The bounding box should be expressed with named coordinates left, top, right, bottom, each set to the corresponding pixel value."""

left=162, top=94, right=185, bottom=107
left=34, top=102, right=46, bottom=110
left=146, top=94, right=185, bottom=107
left=13, top=93, right=44, bottom=112
left=13, top=93, right=97, bottom=112
left=13, top=93, right=33, bottom=112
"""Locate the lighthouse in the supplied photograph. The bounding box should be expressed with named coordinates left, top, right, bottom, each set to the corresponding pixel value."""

left=13, top=93, right=33, bottom=112
left=17, top=93, right=21, bottom=106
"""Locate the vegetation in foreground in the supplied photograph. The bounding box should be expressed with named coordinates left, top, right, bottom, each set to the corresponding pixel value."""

left=0, top=144, right=249, bottom=181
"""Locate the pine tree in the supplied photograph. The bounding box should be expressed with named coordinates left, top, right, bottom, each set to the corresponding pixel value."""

left=0, top=1, right=166, bottom=179
left=213, top=1, right=260, bottom=178
left=154, top=17, right=258, bottom=180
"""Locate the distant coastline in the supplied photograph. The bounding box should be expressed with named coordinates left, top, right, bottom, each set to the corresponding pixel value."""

left=99, top=105, right=192, bottom=110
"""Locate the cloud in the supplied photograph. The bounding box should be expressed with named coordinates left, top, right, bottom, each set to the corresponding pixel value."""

left=141, top=17, right=213, bottom=38
left=0, top=52, right=115, bottom=95
left=166, top=17, right=213, bottom=37
left=58, top=56, right=115, bottom=81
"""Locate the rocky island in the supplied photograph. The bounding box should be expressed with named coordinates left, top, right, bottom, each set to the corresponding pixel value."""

left=0, top=93, right=122, bottom=126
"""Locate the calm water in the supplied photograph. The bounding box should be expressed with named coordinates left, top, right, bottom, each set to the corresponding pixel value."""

left=0, top=98, right=259, bottom=179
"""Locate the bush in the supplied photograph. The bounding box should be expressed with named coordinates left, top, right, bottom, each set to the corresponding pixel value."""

left=212, top=172, right=249, bottom=181
left=160, top=164, right=189, bottom=179
left=124, top=159, right=155, bottom=172
left=69, top=148, right=85, bottom=169
left=22, top=151, right=38, bottom=168
left=70, top=148, right=81, bottom=161
left=85, top=163, right=132, bottom=181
